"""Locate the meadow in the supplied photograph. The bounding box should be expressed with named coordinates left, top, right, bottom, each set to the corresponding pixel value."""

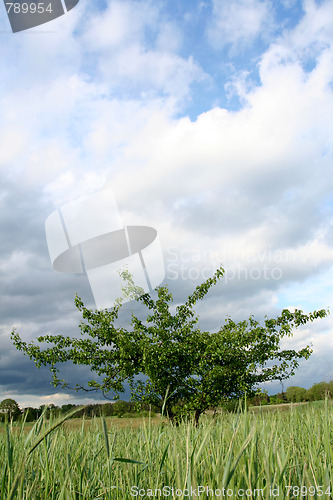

left=0, top=401, right=332, bottom=499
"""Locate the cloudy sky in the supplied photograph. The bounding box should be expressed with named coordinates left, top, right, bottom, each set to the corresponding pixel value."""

left=1, top=0, right=333, bottom=409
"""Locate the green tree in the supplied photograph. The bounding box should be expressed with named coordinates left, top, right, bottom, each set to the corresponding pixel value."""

left=249, top=389, right=269, bottom=407
left=0, top=398, right=21, bottom=421
left=11, top=267, right=329, bottom=424
left=102, top=403, right=114, bottom=417
left=285, top=386, right=306, bottom=403
left=112, top=400, right=129, bottom=418
left=46, top=403, right=61, bottom=419
left=61, top=403, right=77, bottom=414
left=23, top=407, right=38, bottom=422
left=306, top=381, right=331, bottom=401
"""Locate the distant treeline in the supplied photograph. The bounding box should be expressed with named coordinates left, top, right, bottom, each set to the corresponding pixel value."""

left=1, top=380, right=333, bottom=422
left=248, top=380, right=333, bottom=407
left=0, top=399, right=158, bottom=422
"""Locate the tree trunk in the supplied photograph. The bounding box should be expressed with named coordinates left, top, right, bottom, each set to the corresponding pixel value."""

left=194, top=408, right=202, bottom=426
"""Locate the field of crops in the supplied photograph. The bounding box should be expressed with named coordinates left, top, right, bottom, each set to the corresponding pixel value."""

left=0, top=401, right=332, bottom=499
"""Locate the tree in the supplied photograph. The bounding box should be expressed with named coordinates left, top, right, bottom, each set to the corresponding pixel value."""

left=306, top=381, right=331, bottom=401
left=11, top=266, right=329, bottom=424
left=249, top=389, right=269, bottom=407
left=23, top=407, right=38, bottom=422
left=102, top=403, right=114, bottom=417
left=61, top=403, right=77, bottom=414
left=112, top=400, right=129, bottom=418
left=0, top=398, right=21, bottom=421
left=285, top=386, right=306, bottom=403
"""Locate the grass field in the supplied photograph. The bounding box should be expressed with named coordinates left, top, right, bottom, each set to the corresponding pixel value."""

left=0, top=401, right=332, bottom=499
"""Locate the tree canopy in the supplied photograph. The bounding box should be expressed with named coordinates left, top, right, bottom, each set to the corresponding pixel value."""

left=306, top=381, right=333, bottom=401
left=0, top=398, right=21, bottom=421
left=285, top=386, right=307, bottom=403
left=11, top=266, right=329, bottom=423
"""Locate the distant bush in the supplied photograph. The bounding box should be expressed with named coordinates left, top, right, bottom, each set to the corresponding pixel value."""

left=286, top=386, right=307, bottom=403
left=22, top=407, right=38, bottom=422
left=306, top=381, right=333, bottom=401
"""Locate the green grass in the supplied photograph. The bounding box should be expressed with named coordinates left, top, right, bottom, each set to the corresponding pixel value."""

left=0, top=402, right=332, bottom=499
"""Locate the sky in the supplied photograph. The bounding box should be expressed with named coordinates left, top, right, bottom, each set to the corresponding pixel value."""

left=1, top=0, right=333, bottom=409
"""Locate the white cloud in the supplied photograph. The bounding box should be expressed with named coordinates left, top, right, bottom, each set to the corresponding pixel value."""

left=291, top=0, right=333, bottom=52
left=79, top=3, right=332, bottom=320
left=43, top=169, right=109, bottom=207
left=25, top=140, right=78, bottom=186
left=2, top=0, right=331, bottom=292
left=207, top=0, right=273, bottom=49
left=81, top=0, right=205, bottom=104
left=98, top=45, right=204, bottom=101
left=0, top=127, right=29, bottom=171
left=0, top=392, right=107, bottom=409
left=82, top=1, right=159, bottom=50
